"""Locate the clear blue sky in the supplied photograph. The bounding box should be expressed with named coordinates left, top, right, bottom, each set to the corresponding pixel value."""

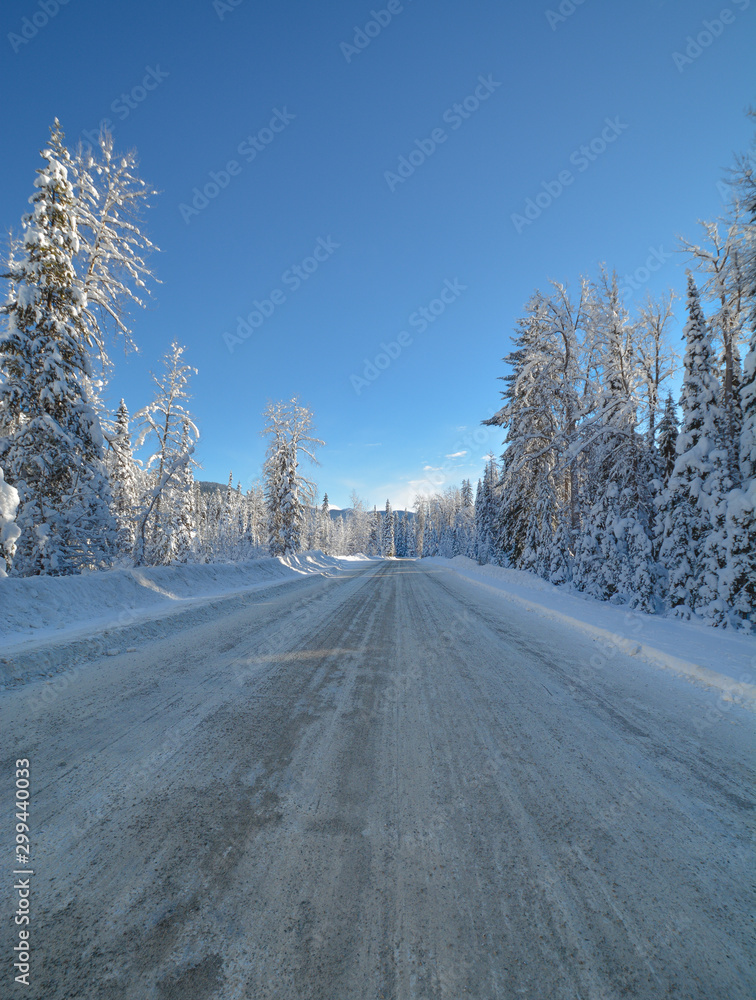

left=0, top=0, right=753, bottom=509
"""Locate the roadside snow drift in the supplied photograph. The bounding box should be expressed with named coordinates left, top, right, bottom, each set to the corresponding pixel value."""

left=0, top=552, right=370, bottom=653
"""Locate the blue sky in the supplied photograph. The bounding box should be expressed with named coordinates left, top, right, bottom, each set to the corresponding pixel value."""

left=0, top=0, right=753, bottom=509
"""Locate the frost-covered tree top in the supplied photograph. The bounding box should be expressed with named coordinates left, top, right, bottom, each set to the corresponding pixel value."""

left=73, top=129, right=158, bottom=364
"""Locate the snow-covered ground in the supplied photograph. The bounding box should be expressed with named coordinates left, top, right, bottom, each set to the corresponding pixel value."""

left=0, top=552, right=371, bottom=661
left=425, top=556, right=756, bottom=705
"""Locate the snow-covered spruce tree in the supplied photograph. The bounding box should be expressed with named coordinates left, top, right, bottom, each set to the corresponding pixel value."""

left=485, top=283, right=587, bottom=576
left=165, top=425, right=197, bottom=564
left=412, top=496, right=427, bottom=558
left=263, top=422, right=290, bottom=557
left=197, top=485, right=223, bottom=562
left=367, top=505, right=380, bottom=557
left=303, top=499, right=320, bottom=552
left=461, top=478, right=473, bottom=508
left=245, top=482, right=266, bottom=553
left=423, top=506, right=439, bottom=557
left=473, top=479, right=484, bottom=562
left=741, top=328, right=756, bottom=483
left=402, top=511, right=416, bottom=557
left=484, top=295, right=556, bottom=567
left=133, top=341, right=199, bottom=566
left=106, top=399, right=141, bottom=557
left=659, top=275, right=721, bottom=618
left=722, top=327, right=756, bottom=627
left=433, top=488, right=458, bottom=559
left=346, top=491, right=370, bottom=555
left=393, top=509, right=405, bottom=557
left=0, top=121, right=117, bottom=575
left=318, top=493, right=331, bottom=553
left=453, top=499, right=475, bottom=559
left=655, top=393, right=679, bottom=488
left=572, top=270, right=658, bottom=611
left=474, top=458, right=499, bottom=565
left=680, top=207, right=748, bottom=484
left=381, top=499, right=395, bottom=557
left=218, top=471, right=239, bottom=560
left=262, top=398, right=323, bottom=557
left=0, top=466, right=21, bottom=576
left=651, top=392, right=679, bottom=558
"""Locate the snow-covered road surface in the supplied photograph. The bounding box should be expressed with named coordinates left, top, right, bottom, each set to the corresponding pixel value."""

left=2, top=559, right=753, bottom=999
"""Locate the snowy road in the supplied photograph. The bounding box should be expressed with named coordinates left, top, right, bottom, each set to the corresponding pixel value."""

left=2, top=559, right=753, bottom=999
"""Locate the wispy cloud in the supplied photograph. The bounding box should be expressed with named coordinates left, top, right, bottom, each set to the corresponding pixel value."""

left=445, top=450, right=467, bottom=459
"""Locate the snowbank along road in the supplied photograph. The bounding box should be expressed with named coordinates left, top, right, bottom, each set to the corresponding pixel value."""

left=1, top=558, right=753, bottom=999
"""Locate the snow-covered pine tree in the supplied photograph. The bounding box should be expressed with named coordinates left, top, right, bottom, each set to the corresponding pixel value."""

left=656, top=393, right=679, bottom=487
left=344, top=492, right=368, bottom=555
left=365, top=505, right=379, bottom=557
left=168, top=425, right=197, bottom=564
left=473, top=479, right=484, bottom=562
left=659, top=274, right=721, bottom=617
left=0, top=121, right=117, bottom=576
left=394, top=508, right=405, bottom=557
left=651, top=392, right=679, bottom=559
left=318, top=493, right=331, bottom=553
left=245, top=482, right=266, bottom=553
left=680, top=208, right=748, bottom=484
left=106, top=399, right=141, bottom=557
left=0, top=466, right=21, bottom=576
left=262, top=398, right=323, bottom=556
left=402, top=511, right=416, bottom=557
left=381, top=499, right=395, bottom=557
left=264, top=429, right=290, bottom=557
left=723, top=327, right=755, bottom=627
left=412, top=496, right=427, bottom=558
left=453, top=499, right=475, bottom=559
left=133, top=341, right=199, bottom=565
left=485, top=283, right=588, bottom=573
left=218, top=471, right=237, bottom=560
left=484, top=296, right=555, bottom=567
left=740, top=328, right=756, bottom=484
left=572, top=269, right=658, bottom=611
left=474, top=458, right=499, bottom=564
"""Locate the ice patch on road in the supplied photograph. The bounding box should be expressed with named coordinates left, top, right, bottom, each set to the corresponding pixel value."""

left=426, top=556, right=756, bottom=706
